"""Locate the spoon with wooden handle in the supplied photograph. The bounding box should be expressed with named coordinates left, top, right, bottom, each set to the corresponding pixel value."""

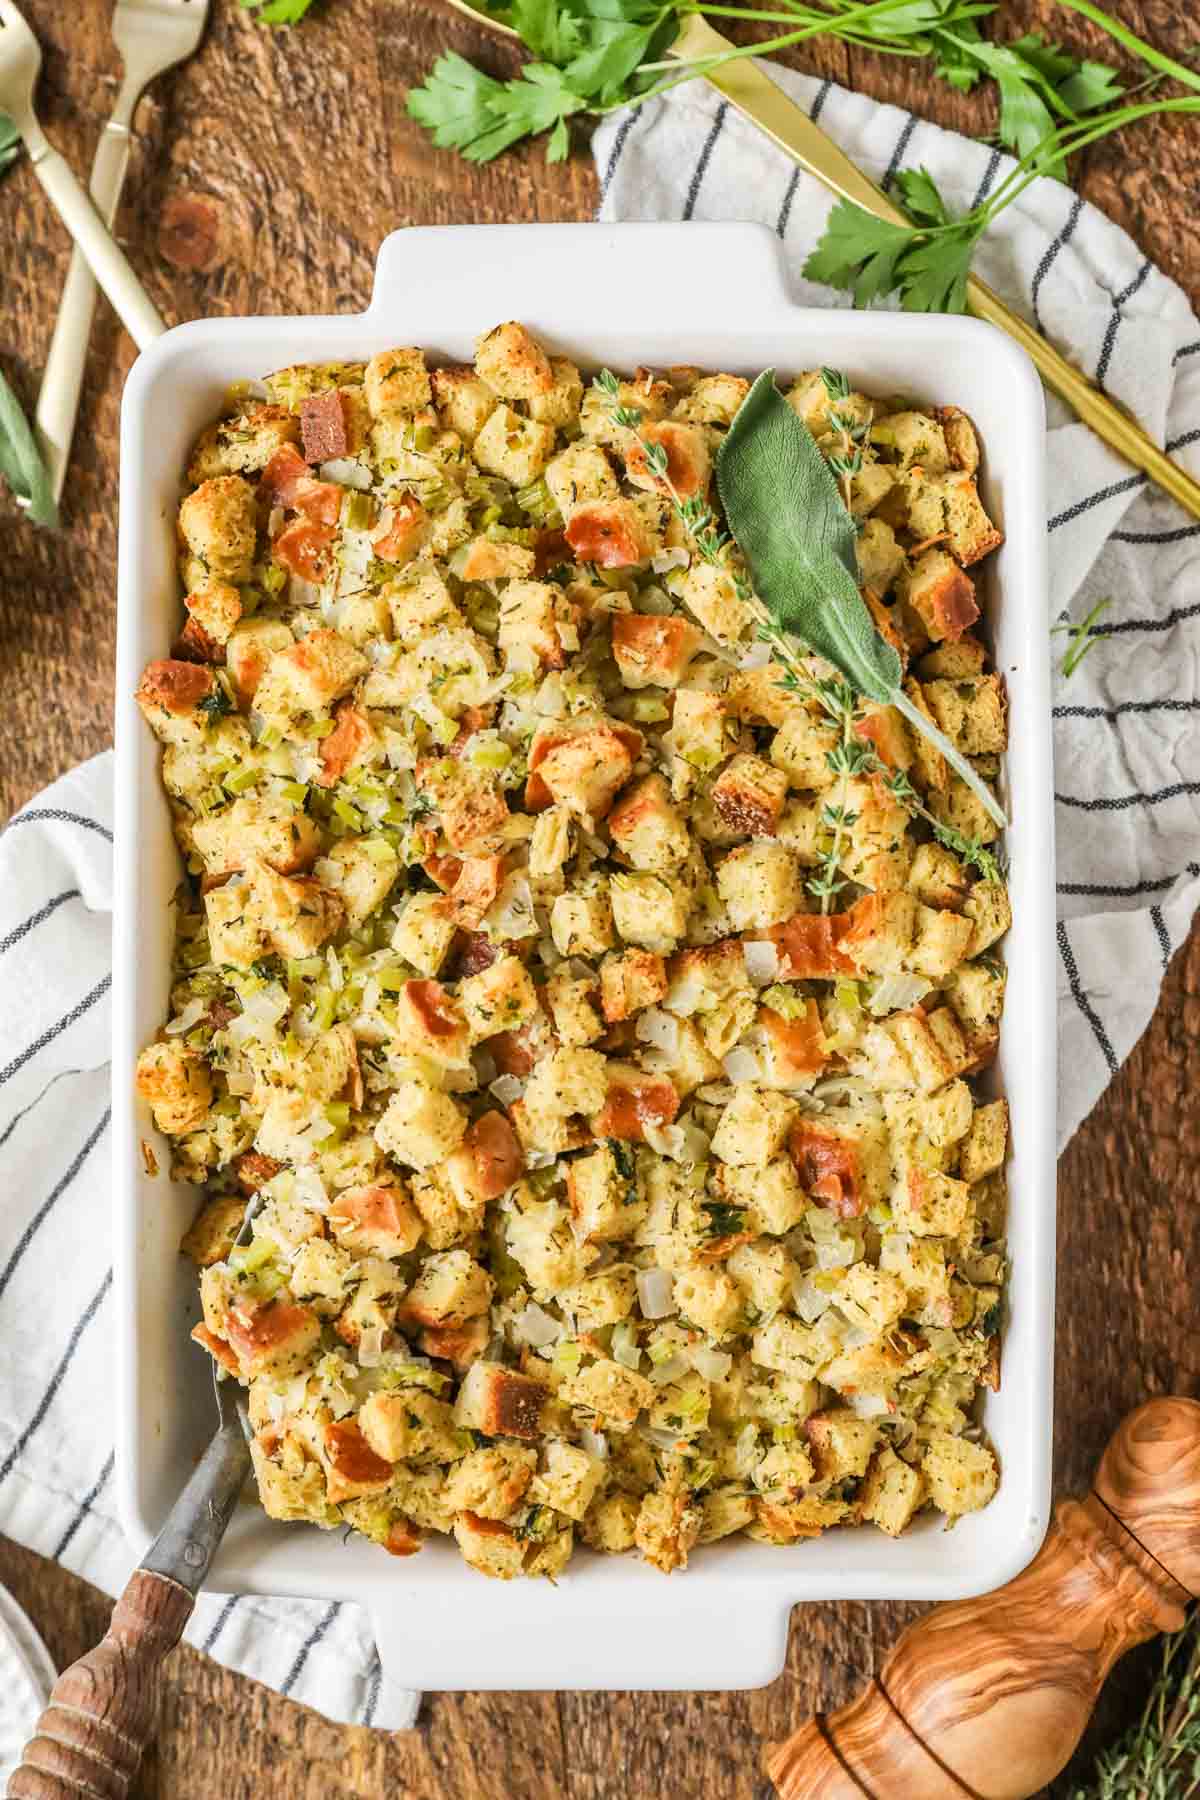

left=767, top=1396, right=1200, bottom=1800
left=7, top=1202, right=263, bottom=1800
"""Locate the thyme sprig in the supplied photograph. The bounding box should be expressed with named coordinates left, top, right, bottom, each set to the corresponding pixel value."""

left=1072, top=1610, right=1200, bottom=1799
left=819, top=366, right=871, bottom=513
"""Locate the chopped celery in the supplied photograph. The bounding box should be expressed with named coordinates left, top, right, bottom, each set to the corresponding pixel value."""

left=344, top=491, right=377, bottom=531
left=470, top=740, right=512, bottom=771
left=280, top=781, right=309, bottom=805
left=363, top=837, right=398, bottom=864
left=333, top=797, right=363, bottom=830
left=376, top=965, right=409, bottom=993
left=223, top=766, right=260, bottom=796
left=631, top=694, right=669, bottom=724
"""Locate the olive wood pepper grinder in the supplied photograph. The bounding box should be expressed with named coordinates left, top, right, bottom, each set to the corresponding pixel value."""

left=767, top=1397, right=1200, bottom=1800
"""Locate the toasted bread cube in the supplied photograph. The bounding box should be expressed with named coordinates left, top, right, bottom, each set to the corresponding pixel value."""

left=928, top=770, right=1001, bottom=847
left=562, top=1357, right=653, bottom=1430
left=908, top=904, right=976, bottom=980
left=430, top=761, right=510, bottom=855
left=188, top=406, right=300, bottom=483
left=383, top=563, right=460, bottom=647
left=430, top=365, right=497, bottom=442
left=564, top=495, right=658, bottom=569
left=392, top=890, right=457, bottom=976
left=443, top=1445, right=537, bottom=1520
left=135, top=659, right=216, bottom=746
left=849, top=460, right=895, bottom=519
left=403, top=1248, right=493, bottom=1327
left=544, top=441, right=619, bottom=519
left=608, top=775, right=690, bottom=873
left=600, top=949, right=667, bottom=1023
left=544, top=970, right=602, bottom=1048
left=496, top=579, right=569, bottom=668
left=451, top=1512, right=526, bottom=1579
left=611, top=612, right=701, bottom=690
left=716, top=841, right=803, bottom=931
left=872, top=409, right=949, bottom=472
left=717, top=1157, right=806, bottom=1236
left=538, top=724, right=636, bottom=821
left=329, top=1184, right=422, bottom=1257
left=935, top=404, right=980, bottom=473
left=896, top=549, right=980, bottom=645
left=223, top=1298, right=322, bottom=1382
left=318, top=836, right=399, bottom=931
left=664, top=939, right=751, bottom=1017
left=896, top=1167, right=972, bottom=1237
left=318, top=1418, right=395, bottom=1505
left=711, top=754, right=789, bottom=837
left=289, top=1236, right=356, bottom=1314
left=530, top=1440, right=606, bottom=1522
left=670, top=689, right=729, bottom=774
left=524, top=1046, right=609, bottom=1121
left=726, top=1240, right=796, bottom=1317
left=472, top=403, right=557, bottom=487
left=558, top=1265, right=638, bottom=1330
left=192, top=793, right=320, bottom=878
left=567, top=1144, right=646, bottom=1244
left=924, top=675, right=1007, bottom=756
left=749, top=1315, right=819, bottom=1380
left=674, top=1266, right=741, bottom=1339
left=364, top=346, right=431, bottom=417
left=461, top=534, right=538, bottom=586
left=909, top=842, right=970, bottom=911
left=256, top=630, right=368, bottom=719
left=834, top=1264, right=908, bottom=1335
left=375, top=1080, right=466, bottom=1170
left=960, top=1098, right=1008, bottom=1183
left=527, top=356, right=584, bottom=427
left=788, top=1114, right=890, bottom=1215
left=610, top=872, right=691, bottom=954
left=408, top=1168, right=482, bottom=1250
left=941, top=472, right=1002, bottom=565
left=203, top=880, right=265, bottom=971
left=442, top=1111, right=525, bottom=1209
left=248, top=861, right=344, bottom=959
left=475, top=321, right=554, bottom=400
left=181, top=1194, right=245, bottom=1267
left=455, top=1360, right=549, bottom=1440
left=917, top=634, right=988, bottom=679
left=711, top=1087, right=797, bottom=1168
left=550, top=879, right=615, bottom=957
left=860, top=1448, right=927, bottom=1536
left=182, top=580, right=242, bottom=657
left=855, top=516, right=905, bottom=595
left=675, top=559, right=754, bottom=644
left=459, top=954, right=538, bottom=1043
left=634, top=1490, right=701, bottom=1574
left=671, top=371, right=749, bottom=427
left=179, top=475, right=257, bottom=583
left=624, top=419, right=711, bottom=501
left=771, top=704, right=841, bottom=789
left=786, top=370, right=872, bottom=438
left=923, top=1432, right=998, bottom=1517
left=582, top=1489, right=642, bottom=1552
left=394, top=980, right=471, bottom=1070
left=355, top=1391, right=454, bottom=1468
left=136, top=1040, right=212, bottom=1135
left=839, top=890, right=917, bottom=977
left=964, top=880, right=1011, bottom=956
left=806, top=1409, right=878, bottom=1483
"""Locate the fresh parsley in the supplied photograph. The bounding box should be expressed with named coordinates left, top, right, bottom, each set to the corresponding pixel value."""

left=0, top=367, right=58, bottom=530
left=700, top=1199, right=748, bottom=1238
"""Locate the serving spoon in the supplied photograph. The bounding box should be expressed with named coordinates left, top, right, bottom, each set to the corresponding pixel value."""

left=8, top=1201, right=261, bottom=1800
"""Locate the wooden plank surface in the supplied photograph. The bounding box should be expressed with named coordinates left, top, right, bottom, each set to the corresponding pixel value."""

left=2, top=0, right=1197, bottom=1793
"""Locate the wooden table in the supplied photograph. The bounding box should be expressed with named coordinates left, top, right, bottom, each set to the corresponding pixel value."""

left=2, top=1, right=1197, bottom=1792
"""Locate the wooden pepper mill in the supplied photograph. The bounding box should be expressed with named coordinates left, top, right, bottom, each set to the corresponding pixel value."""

left=768, top=1397, right=1200, bottom=1800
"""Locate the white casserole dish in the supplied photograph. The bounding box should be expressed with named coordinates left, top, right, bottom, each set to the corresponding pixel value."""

left=113, top=222, right=1056, bottom=1693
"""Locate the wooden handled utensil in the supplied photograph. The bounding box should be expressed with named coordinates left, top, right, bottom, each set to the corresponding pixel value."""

left=767, top=1396, right=1200, bottom=1800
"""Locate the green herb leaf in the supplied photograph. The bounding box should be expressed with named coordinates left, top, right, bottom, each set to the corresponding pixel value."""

left=238, top=0, right=317, bottom=22
left=0, top=368, right=58, bottom=529
left=716, top=372, right=1006, bottom=828
left=0, top=113, right=19, bottom=179
left=1052, top=594, right=1112, bottom=677
left=407, top=50, right=587, bottom=163
left=804, top=176, right=983, bottom=316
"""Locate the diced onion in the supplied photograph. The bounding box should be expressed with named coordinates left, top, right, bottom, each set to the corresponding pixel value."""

left=165, top=997, right=208, bottom=1036
left=483, top=872, right=538, bottom=941
left=637, top=1267, right=676, bottom=1320
left=319, top=456, right=372, bottom=490
left=722, top=1046, right=762, bottom=1085
left=737, top=638, right=773, bottom=669
left=515, top=1302, right=562, bottom=1348
left=692, top=1346, right=732, bottom=1382
left=867, top=973, right=933, bottom=1018
left=290, top=1167, right=330, bottom=1213
left=651, top=547, right=690, bottom=575
left=579, top=1424, right=609, bottom=1461
left=611, top=1323, right=641, bottom=1370
left=742, top=940, right=779, bottom=986
left=357, top=1326, right=386, bottom=1367
left=635, top=1008, right=679, bottom=1055
left=644, top=1122, right=686, bottom=1160
left=734, top=1421, right=760, bottom=1475
left=848, top=1391, right=890, bottom=1419
left=793, top=1275, right=832, bottom=1323
left=489, top=1073, right=525, bottom=1107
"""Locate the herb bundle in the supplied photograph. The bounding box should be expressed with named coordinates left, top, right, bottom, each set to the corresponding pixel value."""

left=407, top=0, right=1135, bottom=170
left=1072, top=1611, right=1200, bottom=1799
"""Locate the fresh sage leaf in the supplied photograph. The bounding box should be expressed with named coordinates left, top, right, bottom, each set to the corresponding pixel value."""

left=716, top=370, right=1005, bottom=828
left=0, top=368, right=59, bottom=529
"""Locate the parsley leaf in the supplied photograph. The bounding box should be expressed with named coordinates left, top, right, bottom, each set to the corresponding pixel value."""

left=803, top=179, right=982, bottom=317
left=407, top=51, right=587, bottom=163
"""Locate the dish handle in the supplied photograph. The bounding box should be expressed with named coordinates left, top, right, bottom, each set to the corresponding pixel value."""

left=366, top=222, right=792, bottom=330
left=369, top=1582, right=791, bottom=1693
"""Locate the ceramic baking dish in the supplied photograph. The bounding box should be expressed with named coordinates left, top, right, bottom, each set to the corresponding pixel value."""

left=113, top=222, right=1056, bottom=1693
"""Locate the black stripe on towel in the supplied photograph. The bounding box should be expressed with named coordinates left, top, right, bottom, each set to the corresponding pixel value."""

left=202, top=1595, right=242, bottom=1656
left=1150, top=905, right=1172, bottom=971
left=1057, top=920, right=1118, bottom=1076
left=599, top=109, right=638, bottom=204
left=881, top=113, right=918, bottom=191
left=1031, top=193, right=1084, bottom=333
left=0, top=1108, right=110, bottom=1308
left=682, top=101, right=728, bottom=221
left=53, top=1451, right=115, bottom=1560
left=1095, top=259, right=1152, bottom=391
left=280, top=1601, right=342, bottom=1696
left=0, top=1268, right=112, bottom=1486
left=1056, top=780, right=1200, bottom=813
left=0, top=974, right=111, bottom=1090
left=0, top=889, right=81, bottom=959
left=5, top=809, right=112, bottom=843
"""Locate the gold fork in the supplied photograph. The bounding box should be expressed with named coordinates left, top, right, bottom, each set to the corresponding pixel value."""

left=443, top=0, right=1200, bottom=521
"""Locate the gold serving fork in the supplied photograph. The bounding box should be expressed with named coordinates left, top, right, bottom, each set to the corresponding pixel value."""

left=31, top=0, right=207, bottom=503
left=443, top=0, right=1200, bottom=521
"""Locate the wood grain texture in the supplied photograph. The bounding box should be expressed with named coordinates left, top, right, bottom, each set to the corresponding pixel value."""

left=1, top=2, right=1198, bottom=1796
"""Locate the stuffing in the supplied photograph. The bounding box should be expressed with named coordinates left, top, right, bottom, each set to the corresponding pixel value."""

left=402, top=1249, right=494, bottom=1326
left=711, top=1087, right=797, bottom=1167
left=610, top=872, right=691, bottom=953
left=474, top=321, right=555, bottom=400
left=363, top=346, right=431, bottom=417
left=430, top=365, right=497, bottom=442
left=136, top=1041, right=212, bottom=1135
left=454, top=1360, right=549, bottom=1440
left=544, top=441, right=619, bottom=519
left=716, top=841, right=803, bottom=930
left=178, top=475, right=257, bottom=583
left=600, top=949, right=667, bottom=1023
left=711, top=754, right=789, bottom=837
left=472, top=403, right=557, bottom=487
left=374, top=1081, right=467, bottom=1169
left=674, top=559, right=754, bottom=644
left=608, top=775, right=690, bottom=872
left=611, top=611, right=702, bottom=690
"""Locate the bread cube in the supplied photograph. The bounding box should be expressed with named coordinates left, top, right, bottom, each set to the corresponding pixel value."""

left=634, top=1490, right=701, bottom=1574
left=600, top=949, right=667, bottom=1023
left=558, top=1265, right=637, bottom=1329
left=928, top=770, right=1001, bottom=848
left=610, top=872, right=691, bottom=953
left=530, top=1440, right=606, bottom=1522
left=550, top=879, right=614, bottom=957
left=459, top=955, right=538, bottom=1044
left=403, top=1248, right=493, bottom=1327
left=963, top=880, right=1011, bottom=956
left=289, top=1237, right=356, bottom=1314
left=567, top=1143, right=646, bottom=1244
left=392, top=890, right=457, bottom=976
left=711, top=1087, right=797, bottom=1168
left=193, top=794, right=320, bottom=878
left=181, top=1194, right=246, bottom=1267
left=472, top=403, right=557, bottom=487
left=358, top=1390, right=457, bottom=1466
left=222, top=1298, right=322, bottom=1382
left=188, top=405, right=300, bottom=484
left=364, top=346, right=431, bottom=417
left=544, top=441, right=619, bottom=519
left=393, top=979, right=471, bottom=1070
left=135, top=659, right=217, bottom=747
left=375, top=1080, right=466, bottom=1170
left=451, top=1512, right=525, bottom=1579
left=896, top=1167, right=972, bottom=1236
left=909, top=842, right=970, bottom=911
left=135, top=1040, right=212, bottom=1136
left=674, top=1266, right=741, bottom=1339
left=475, top=321, right=554, bottom=399
left=582, top=1489, right=641, bottom=1552
left=860, top=1447, right=927, bottom=1536
left=786, top=370, right=872, bottom=438
left=538, top=723, right=636, bottom=821
left=524, top=1046, right=608, bottom=1122
left=442, top=1445, right=537, bottom=1520
left=611, top=612, right=701, bottom=691
left=944, top=959, right=1005, bottom=1057
left=179, top=475, right=257, bottom=583
left=329, top=1183, right=423, bottom=1258
left=561, top=1357, right=653, bottom=1430
left=608, top=775, right=690, bottom=873
left=498, top=580, right=570, bottom=669
left=896, top=549, right=980, bottom=644
left=750, top=1315, right=820, bottom=1380
left=564, top=496, right=658, bottom=569
left=834, top=1263, right=907, bottom=1335
left=908, top=904, right=975, bottom=980
left=317, top=837, right=397, bottom=930
left=716, top=841, right=803, bottom=930
left=529, top=804, right=573, bottom=882
left=256, top=630, right=368, bottom=719
left=922, top=1432, right=998, bottom=1517
left=769, top=708, right=838, bottom=791
left=454, top=1359, right=549, bottom=1440
left=924, top=675, right=1007, bottom=756
left=855, top=516, right=905, bottom=596
left=712, top=753, right=789, bottom=837
left=959, top=1098, right=1008, bottom=1182
left=726, top=1240, right=796, bottom=1318
left=788, top=1115, right=890, bottom=1215
left=716, top=1157, right=806, bottom=1236
left=545, top=970, right=603, bottom=1047
left=670, top=690, right=729, bottom=773
left=407, top=1168, right=482, bottom=1251
left=675, top=560, right=754, bottom=645
left=383, top=563, right=460, bottom=647
left=527, top=356, right=584, bottom=427
left=430, top=365, right=498, bottom=442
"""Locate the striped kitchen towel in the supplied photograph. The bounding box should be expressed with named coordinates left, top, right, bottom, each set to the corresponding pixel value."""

left=595, top=69, right=1200, bottom=1148
left=0, top=755, right=418, bottom=1731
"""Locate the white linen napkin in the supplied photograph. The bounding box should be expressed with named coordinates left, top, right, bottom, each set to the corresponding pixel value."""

left=595, top=68, right=1200, bottom=1150
left=0, top=756, right=417, bottom=1730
